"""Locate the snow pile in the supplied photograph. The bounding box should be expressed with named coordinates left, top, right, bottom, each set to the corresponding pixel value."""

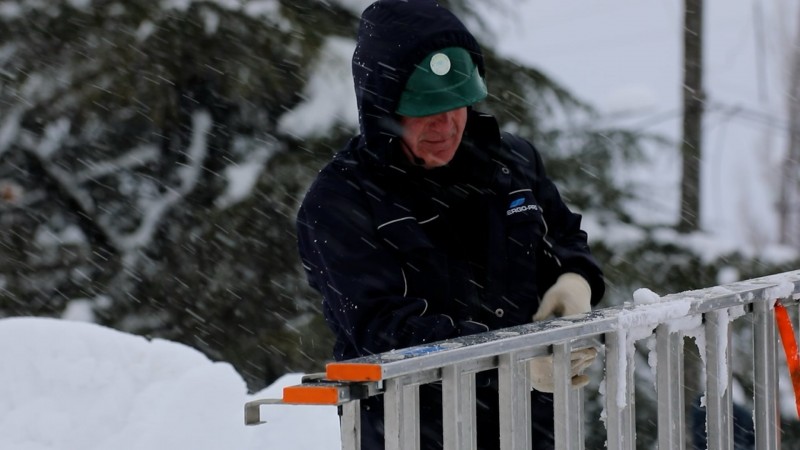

left=632, top=287, right=661, bottom=304
left=0, top=318, right=340, bottom=450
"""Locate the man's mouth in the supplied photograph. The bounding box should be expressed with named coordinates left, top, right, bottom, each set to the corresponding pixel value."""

left=422, top=132, right=454, bottom=144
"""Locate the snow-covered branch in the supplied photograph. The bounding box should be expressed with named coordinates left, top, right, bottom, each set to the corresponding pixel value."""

left=19, top=110, right=213, bottom=263
left=74, top=145, right=160, bottom=183
left=24, top=119, right=97, bottom=214
left=0, top=107, right=23, bottom=159
left=112, top=109, right=212, bottom=252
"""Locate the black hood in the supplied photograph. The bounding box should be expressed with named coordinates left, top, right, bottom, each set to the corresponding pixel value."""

left=352, top=0, right=485, bottom=164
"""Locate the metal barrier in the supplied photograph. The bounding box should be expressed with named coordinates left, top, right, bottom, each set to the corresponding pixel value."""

left=246, top=270, right=800, bottom=449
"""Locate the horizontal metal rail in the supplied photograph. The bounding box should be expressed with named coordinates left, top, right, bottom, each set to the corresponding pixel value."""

left=247, top=270, right=800, bottom=450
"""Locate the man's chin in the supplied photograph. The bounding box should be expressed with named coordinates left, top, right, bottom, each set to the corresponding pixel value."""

left=424, top=160, right=448, bottom=169
left=422, top=154, right=455, bottom=168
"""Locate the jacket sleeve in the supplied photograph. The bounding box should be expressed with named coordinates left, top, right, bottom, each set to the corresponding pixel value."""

left=521, top=138, right=606, bottom=306
left=296, top=176, right=488, bottom=359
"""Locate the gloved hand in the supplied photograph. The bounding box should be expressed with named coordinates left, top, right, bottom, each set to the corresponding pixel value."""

left=528, top=347, right=597, bottom=393
left=532, top=273, right=591, bottom=321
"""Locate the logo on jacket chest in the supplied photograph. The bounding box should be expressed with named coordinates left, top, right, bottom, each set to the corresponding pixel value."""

left=507, top=197, right=542, bottom=216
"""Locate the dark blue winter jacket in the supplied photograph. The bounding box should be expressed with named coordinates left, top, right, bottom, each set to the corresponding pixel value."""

left=296, top=0, right=604, bottom=448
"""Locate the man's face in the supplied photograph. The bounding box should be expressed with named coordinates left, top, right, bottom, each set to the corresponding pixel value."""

left=399, top=107, right=467, bottom=169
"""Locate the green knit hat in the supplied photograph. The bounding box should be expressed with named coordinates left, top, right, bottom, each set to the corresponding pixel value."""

left=396, top=47, right=488, bottom=117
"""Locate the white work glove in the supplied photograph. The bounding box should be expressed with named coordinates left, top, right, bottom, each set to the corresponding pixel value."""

left=532, top=273, right=591, bottom=321
left=528, top=347, right=598, bottom=393
left=529, top=273, right=595, bottom=392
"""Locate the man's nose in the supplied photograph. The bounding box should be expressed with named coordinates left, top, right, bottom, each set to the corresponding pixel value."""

left=429, top=111, right=451, bottom=127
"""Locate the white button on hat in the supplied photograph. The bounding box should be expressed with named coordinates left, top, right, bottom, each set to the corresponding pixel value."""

left=429, top=53, right=451, bottom=76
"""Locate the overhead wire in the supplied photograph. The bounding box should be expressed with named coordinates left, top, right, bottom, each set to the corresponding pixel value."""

left=606, top=100, right=791, bottom=135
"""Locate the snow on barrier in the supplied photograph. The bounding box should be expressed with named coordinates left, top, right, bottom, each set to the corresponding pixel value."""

left=246, top=270, right=800, bottom=450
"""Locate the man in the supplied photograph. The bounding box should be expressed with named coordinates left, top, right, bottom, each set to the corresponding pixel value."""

left=296, top=0, right=605, bottom=448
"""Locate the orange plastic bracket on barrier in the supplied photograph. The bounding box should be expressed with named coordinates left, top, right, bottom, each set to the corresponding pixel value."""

left=282, top=384, right=343, bottom=405
left=326, top=362, right=383, bottom=382
left=775, top=302, right=800, bottom=418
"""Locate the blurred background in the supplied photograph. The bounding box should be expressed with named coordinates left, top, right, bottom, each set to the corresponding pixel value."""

left=1, top=0, right=798, bottom=447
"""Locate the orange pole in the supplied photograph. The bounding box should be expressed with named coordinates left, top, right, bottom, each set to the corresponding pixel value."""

left=775, top=302, right=800, bottom=418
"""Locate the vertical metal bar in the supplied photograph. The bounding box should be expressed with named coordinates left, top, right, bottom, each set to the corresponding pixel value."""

left=498, top=351, right=531, bottom=450
left=341, top=400, right=361, bottom=450
left=605, top=330, right=635, bottom=450
left=553, top=342, right=583, bottom=450
left=571, top=383, right=585, bottom=449
left=442, top=364, right=476, bottom=450
left=404, top=383, right=420, bottom=450
left=753, top=300, right=779, bottom=450
left=384, top=378, right=420, bottom=450
left=656, top=323, right=685, bottom=450
left=383, top=378, right=403, bottom=450
left=705, top=309, right=733, bottom=450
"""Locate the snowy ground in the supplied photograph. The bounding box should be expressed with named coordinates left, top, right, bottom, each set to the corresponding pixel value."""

left=0, top=317, right=340, bottom=450
left=3, top=304, right=797, bottom=449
